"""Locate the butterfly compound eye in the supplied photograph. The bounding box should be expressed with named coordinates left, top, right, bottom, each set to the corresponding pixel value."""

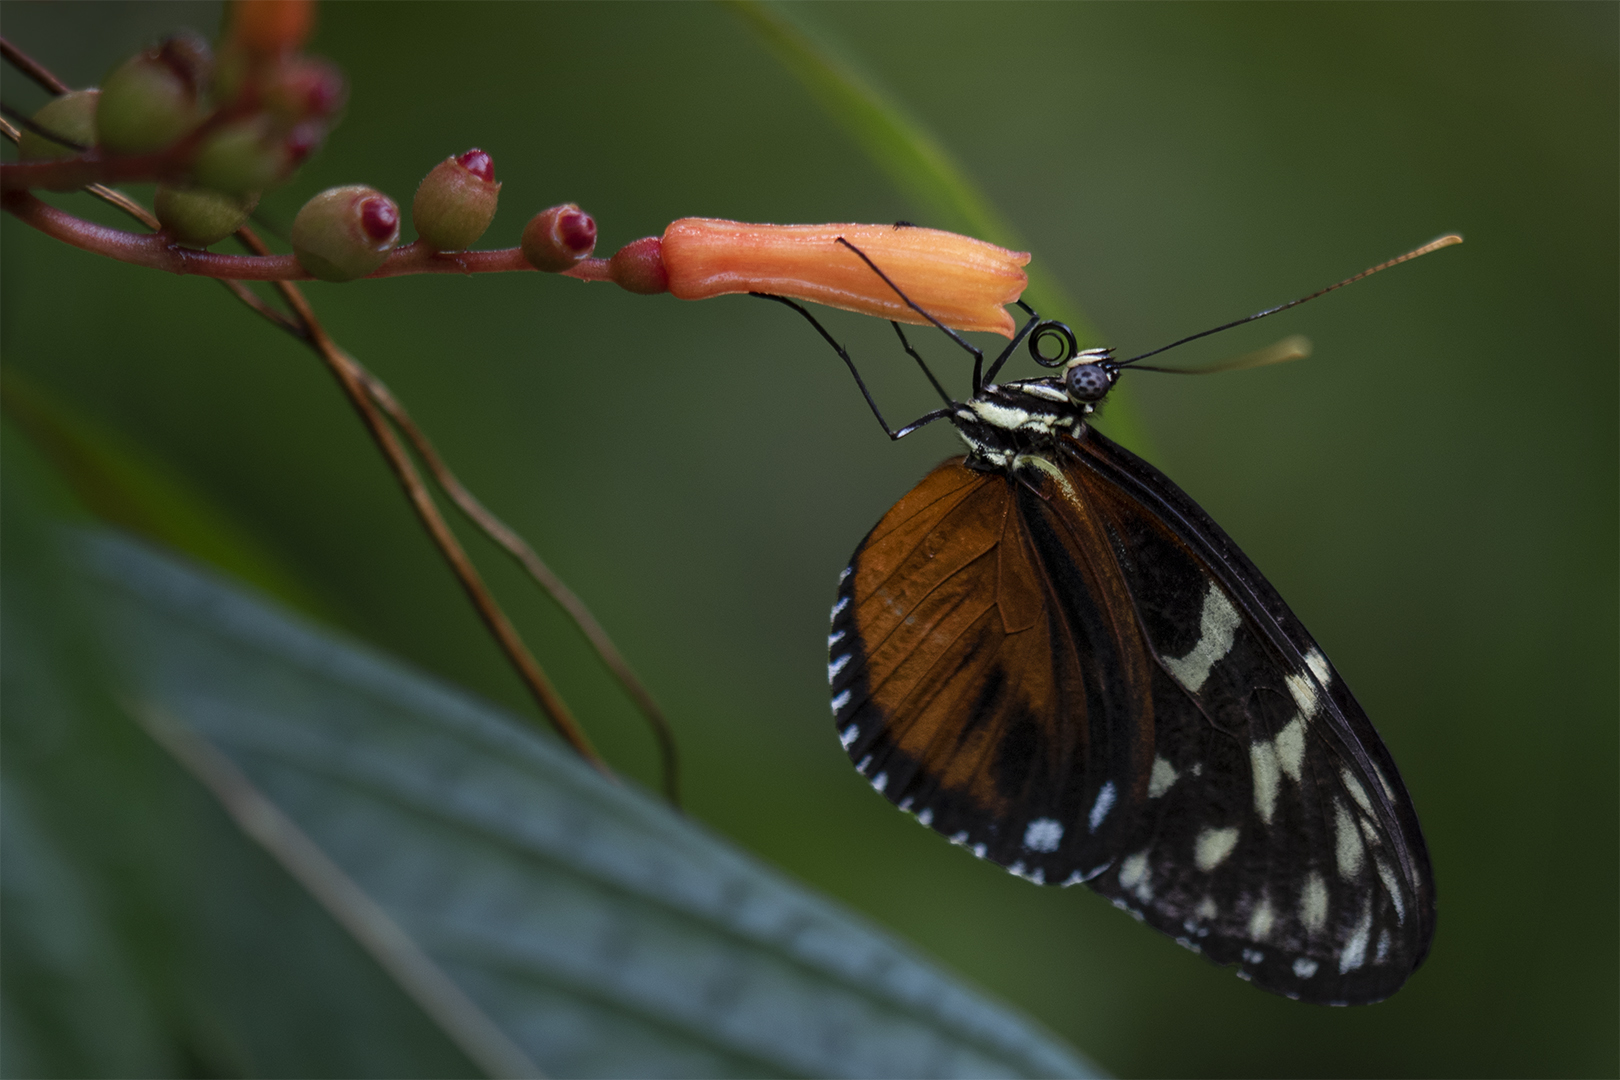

left=1066, top=361, right=1115, bottom=402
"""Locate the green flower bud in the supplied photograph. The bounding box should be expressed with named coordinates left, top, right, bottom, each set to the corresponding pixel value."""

left=191, top=115, right=302, bottom=195
left=521, top=203, right=597, bottom=272
left=17, top=89, right=100, bottom=165
left=413, top=149, right=501, bottom=252
left=291, top=185, right=401, bottom=282
left=154, top=185, right=260, bottom=247
left=96, top=34, right=208, bottom=155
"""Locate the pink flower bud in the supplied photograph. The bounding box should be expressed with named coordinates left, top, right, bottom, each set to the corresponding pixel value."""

left=608, top=237, right=669, bottom=295
left=456, top=148, right=494, bottom=183
left=413, top=149, right=501, bottom=252
left=521, top=203, right=597, bottom=272
left=291, top=184, right=401, bottom=281
left=359, top=196, right=399, bottom=244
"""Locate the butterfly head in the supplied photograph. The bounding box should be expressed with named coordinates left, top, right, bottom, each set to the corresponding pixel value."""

left=1063, top=348, right=1120, bottom=405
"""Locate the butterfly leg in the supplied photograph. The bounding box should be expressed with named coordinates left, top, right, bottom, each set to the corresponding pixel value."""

left=752, top=293, right=954, bottom=441
left=833, top=237, right=990, bottom=391
left=889, top=322, right=954, bottom=406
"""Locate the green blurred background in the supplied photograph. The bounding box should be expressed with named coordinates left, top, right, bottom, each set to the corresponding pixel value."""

left=3, top=2, right=1615, bottom=1075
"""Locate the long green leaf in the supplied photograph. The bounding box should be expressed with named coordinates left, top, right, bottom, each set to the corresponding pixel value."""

left=77, top=529, right=1102, bottom=1078
left=1, top=426, right=483, bottom=1079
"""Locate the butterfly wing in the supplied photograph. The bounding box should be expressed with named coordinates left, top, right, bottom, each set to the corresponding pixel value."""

left=829, top=456, right=1161, bottom=879
left=829, top=437, right=1433, bottom=1005
left=1060, top=428, right=1434, bottom=1004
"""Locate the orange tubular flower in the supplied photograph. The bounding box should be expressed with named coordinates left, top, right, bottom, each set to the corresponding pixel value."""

left=227, top=0, right=316, bottom=57
left=661, top=219, right=1030, bottom=337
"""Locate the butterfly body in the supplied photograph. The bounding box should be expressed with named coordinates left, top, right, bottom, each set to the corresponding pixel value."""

left=828, top=356, right=1434, bottom=1005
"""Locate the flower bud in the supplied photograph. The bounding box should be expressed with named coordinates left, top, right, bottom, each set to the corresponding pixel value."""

left=17, top=90, right=100, bottom=166
left=226, top=0, right=316, bottom=57
left=661, top=219, right=1029, bottom=336
left=291, top=185, right=400, bottom=281
left=412, top=149, right=501, bottom=252
left=154, top=185, right=259, bottom=247
left=262, top=55, right=347, bottom=123
left=521, top=204, right=597, bottom=272
left=158, top=30, right=214, bottom=92
left=608, top=237, right=669, bottom=295
left=191, top=115, right=315, bottom=194
left=96, top=33, right=209, bottom=155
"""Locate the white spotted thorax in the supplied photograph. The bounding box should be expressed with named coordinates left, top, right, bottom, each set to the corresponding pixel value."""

left=951, top=349, right=1118, bottom=470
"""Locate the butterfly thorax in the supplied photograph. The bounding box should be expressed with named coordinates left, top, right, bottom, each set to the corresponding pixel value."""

left=952, top=379, right=1095, bottom=470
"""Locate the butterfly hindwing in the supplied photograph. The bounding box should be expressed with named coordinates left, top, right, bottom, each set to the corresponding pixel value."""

left=1060, top=429, right=1434, bottom=1003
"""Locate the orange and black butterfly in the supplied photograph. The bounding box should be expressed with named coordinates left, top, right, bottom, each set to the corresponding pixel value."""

left=760, top=236, right=1451, bottom=1005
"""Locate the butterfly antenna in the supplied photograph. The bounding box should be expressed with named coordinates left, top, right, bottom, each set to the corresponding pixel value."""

left=1120, top=234, right=1462, bottom=368
left=1129, top=334, right=1313, bottom=375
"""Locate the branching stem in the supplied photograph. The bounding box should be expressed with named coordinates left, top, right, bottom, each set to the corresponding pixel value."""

left=1, top=38, right=687, bottom=800
left=0, top=191, right=618, bottom=283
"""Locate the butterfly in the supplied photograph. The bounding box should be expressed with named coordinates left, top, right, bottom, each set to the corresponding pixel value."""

left=760, top=235, right=1452, bottom=1005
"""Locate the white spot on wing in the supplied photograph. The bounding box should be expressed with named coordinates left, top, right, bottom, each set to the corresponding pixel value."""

left=916, top=808, right=933, bottom=827
left=830, top=595, right=850, bottom=619
left=1286, top=672, right=1320, bottom=717
left=1247, top=898, right=1275, bottom=941
left=827, top=653, right=851, bottom=683
left=971, top=843, right=987, bottom=859
left=1341, top=768, right=1376, bottom=816
left=1023, top=818, right=1064, bottom=852
left=1148, top=756, right=1179, bottom=798
left=1305, top=646, right=1332, bottom=686
left=1293, top=957, right=1319, bottom=979
left=1335, top=800, right=1365, bottom=878
left=1300, top=873, right=1329, bottom=934
left=1376, top=856, right=1406, bottom=924
left=1276, top=716, right=1307, bottom=782
left=828, top=629, right=845, bottom=647
left=1194, top=826, right=1240, bottom=871
left=1340, top=906, right=1373, bottom=973
left=1251, top=740, right=1281, bottom=824
left=831, top=689, right=851, bottom=715
left=838, top=565, right=852, bottom=584
left=1376, top=929, right=1392, bottom=963
left=839, top=723, right=859, bottom=749
left=1197, top=896, right=1219, bottom=921
left=1118, top=849, right=1152, bottom=902
left=856, top=755, right=872, bottom=774
left=1061, top=871, right=1086, bottom=887
left=870, top=772, right=888, bottom=794
left=1370, top=758, right=1398, bottom=801
left=1163, top=584, right=1242, bottom=693
left=1088, top=782, right=1116, bottom=832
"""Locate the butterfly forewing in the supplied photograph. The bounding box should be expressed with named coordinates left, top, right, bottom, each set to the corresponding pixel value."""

left=830, top=429, right=1433, bottom=1005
